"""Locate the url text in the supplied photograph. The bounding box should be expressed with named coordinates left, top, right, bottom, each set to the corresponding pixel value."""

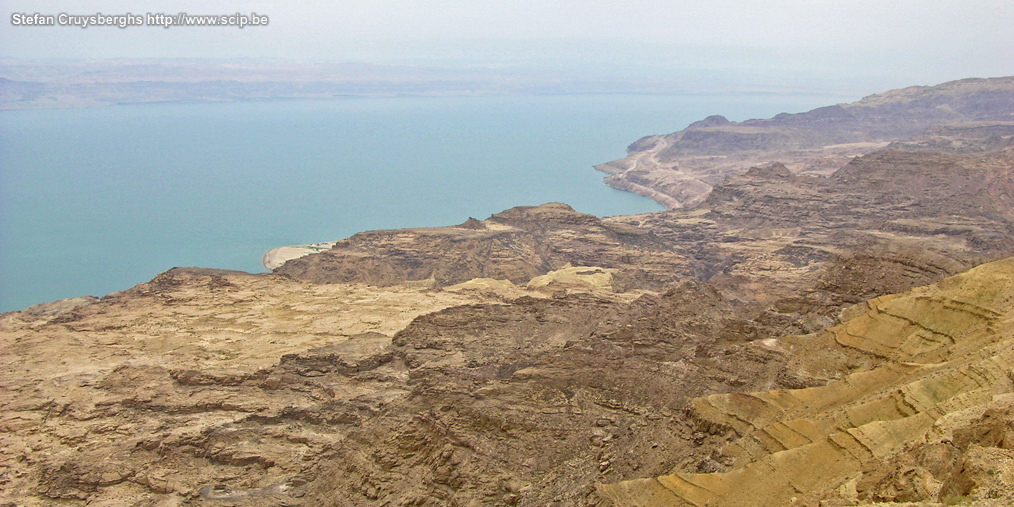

left=10, top=12, right=270, bottom=29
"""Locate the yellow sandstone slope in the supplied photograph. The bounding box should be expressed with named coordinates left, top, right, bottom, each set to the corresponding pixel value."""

left=599, top=256, right=1014, bottom=506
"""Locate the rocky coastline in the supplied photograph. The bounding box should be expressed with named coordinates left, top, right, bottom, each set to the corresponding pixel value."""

left=3, top=77, right=1014, bottom=505
left=595, top=76, right=1014, bottom=209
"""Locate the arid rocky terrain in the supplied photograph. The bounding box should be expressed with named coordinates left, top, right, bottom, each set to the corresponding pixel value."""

left=596, top=76, right=1014, bottom=209
left=2, top=77, right=1014, bottom=506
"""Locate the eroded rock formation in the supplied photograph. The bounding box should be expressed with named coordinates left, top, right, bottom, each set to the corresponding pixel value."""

left=599, top=257, right=1014, bottom=506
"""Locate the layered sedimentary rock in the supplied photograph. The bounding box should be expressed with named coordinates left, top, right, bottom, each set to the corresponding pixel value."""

left=5, top=259, right=1014, bottom=505
left=598, top=257, right=1014, bottom=506
left=0, top=268, right=519, bottom=504
left=274, top=202, right=695, bottom=293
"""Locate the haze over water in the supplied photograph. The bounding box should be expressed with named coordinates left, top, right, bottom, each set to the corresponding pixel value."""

left=1, top=93, right=850, bottom=312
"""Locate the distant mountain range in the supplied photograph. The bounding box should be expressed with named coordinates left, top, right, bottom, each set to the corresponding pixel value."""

left=0, top=58, right=850, bottom=110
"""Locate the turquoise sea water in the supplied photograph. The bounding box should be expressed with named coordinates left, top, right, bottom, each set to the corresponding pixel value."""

left=1, top=93, right=851, bottom=312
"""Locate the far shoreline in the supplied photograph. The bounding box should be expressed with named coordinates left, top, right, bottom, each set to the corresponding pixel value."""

left=0, top=89, right=865, bottom=112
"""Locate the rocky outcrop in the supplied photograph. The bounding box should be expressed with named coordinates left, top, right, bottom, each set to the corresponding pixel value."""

left=275, top=202, right=695, bottom=292
left=596, top=76, right=1014, bottom=208
left=299, top=281, right=796, bottom=506
left=611, top=131, right=1014, bottom=340
left=598, top=257, right=1014, bottom=506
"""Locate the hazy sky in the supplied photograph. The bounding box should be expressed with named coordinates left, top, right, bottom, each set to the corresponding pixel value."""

left=2, top=0, right=1012, bottom=91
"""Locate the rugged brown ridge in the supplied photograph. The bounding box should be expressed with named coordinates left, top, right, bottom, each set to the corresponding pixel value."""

left=596, top=76, right=1014, bottom=208
left=599, top=256, right=1014, bottom=506
left=274, top=202, right=695, bottom=293
left=300, top=281, right=795, bottom=505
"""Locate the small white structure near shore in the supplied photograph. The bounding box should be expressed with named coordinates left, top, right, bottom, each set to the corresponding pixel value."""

left=262, top=241, right=338, bottom=270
